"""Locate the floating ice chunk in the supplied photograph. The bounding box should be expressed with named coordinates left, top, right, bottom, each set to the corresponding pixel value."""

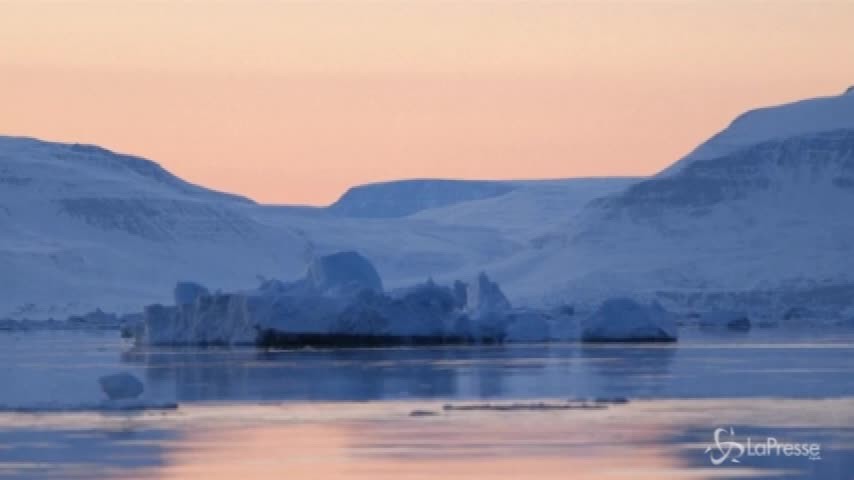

left=174, top=282, right=210, bottom=306
left=503, top=307, right=580, bottom=343
left=700, top=310, right=751, bottom=331
left=99, top=372, right=144, bottom=400
left=467, top=272, right=511, bottom=316
left=139, top=294, right=259, bottom=346
left=452, top=280, right=468, bottom=309
left=119, top=312, right=144, bottom=338
left=581, top=298, right=677, bottom=342
left=547, top=310, right=581, bottom=342
left=306, top=251, right=383, bottom=296
left=67, top=308, right=119, bottom=327
left=504, top=310, right=551, bottom=342
left=135, top=254, right=547, bottom=347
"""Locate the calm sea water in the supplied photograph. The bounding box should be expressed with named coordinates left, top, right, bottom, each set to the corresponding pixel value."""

left=0, top=328, right=852, bottom=479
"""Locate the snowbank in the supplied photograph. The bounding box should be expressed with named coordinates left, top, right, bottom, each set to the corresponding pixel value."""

left=581, top=298, right=677, bottom=342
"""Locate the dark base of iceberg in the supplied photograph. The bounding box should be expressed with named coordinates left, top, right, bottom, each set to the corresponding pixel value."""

left=0, top=401, right=179, bottom=413
left=256, top=330, right=504, bottom=349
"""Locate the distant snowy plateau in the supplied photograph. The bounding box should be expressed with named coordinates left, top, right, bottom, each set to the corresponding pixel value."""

left=2, top=87, right=854, bottom=324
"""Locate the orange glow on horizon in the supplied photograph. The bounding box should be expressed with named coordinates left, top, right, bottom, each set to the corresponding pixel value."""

left=1, top=1, right=853, bottom=205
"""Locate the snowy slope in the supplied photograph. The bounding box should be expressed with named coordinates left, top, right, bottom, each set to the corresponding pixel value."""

left=410, top=178, right=638, bottom=240
left=4, top=86, right=854, bottom=320
left=496, top=87, right=854, bottom=315
left=246, top=205, right=520, bottom=289
left=250, top=178, right=640, bottom=286
left=327, top=179, right=516, bottom=218
left=662, top=86, right=854, bottom=175
left=1, top=138, right=626, bottom=318
left=0, top=137, right=311, bottom=318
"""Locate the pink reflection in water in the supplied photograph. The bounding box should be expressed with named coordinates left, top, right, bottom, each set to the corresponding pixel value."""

left=122, top=401, right=801, bottom=479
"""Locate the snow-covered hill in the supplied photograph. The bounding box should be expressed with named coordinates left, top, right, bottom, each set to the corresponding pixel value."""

left=410, top=178, right=638, bottom=240
left=0, top=137, right=312, bottom=318
left=497, top=87, right=854, bottom=317
left=0, top=138, right=626, bottom=319
left=327, top=179, right=516, bottom=218
left=327, top=178, right=639, bottom=226
left=3, top=86, right=854, bottom=320
left=662, top=86, right=854, bottom=175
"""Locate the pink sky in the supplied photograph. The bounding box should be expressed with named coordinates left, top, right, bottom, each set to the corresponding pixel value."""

left=2, top=1, right=853, bottom=205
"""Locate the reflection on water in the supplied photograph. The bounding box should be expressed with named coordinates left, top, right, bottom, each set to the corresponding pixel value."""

left=131, top=408, right=683, bottom=480
left=1, top=399, right=852, bottom=480
left=1, top=330, right=853, bottom=479
left=2, top=330, right=854, bottom=405
left=0, top=425, right=175, bottom=479
left=120, top=337, right=854, bottom=403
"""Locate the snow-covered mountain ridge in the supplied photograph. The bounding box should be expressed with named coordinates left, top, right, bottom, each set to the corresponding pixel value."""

left=3, top=86, right=854, bottom=320
left=663, top=86, right=854, bottom=175
left=498, top=88, right=854, bottom=317
left=327, top=179, right=517, bottom=218
left=0, top=137, right=309, bottom=318
left=0, top=136, right=252, bottom=204
left=0, top=136, right=628, bottom=318
left=591, top=128, right=854, bottom=223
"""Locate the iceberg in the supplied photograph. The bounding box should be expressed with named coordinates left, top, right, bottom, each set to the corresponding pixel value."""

left=174, top=282, right=210, bottom=306
left=138, top=295, right=259, bottom=346
left=99, top=372, right=144, bottom=400
left=0, top=309, right=131, bottom=332
left=581, top=298, right=678, bottom=342
left=305, top=251, right=383, bottom=296
left=136, top=253, right=511, bottom=347
left=699, top=310, right=751, bottom=331
left=467, top=272, right=511, bottom=317
left=504, top=310, right=551, bottom=342
left=133, top=252, right=605, bottom=347
left=258, top=281, right=482, bottom=347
